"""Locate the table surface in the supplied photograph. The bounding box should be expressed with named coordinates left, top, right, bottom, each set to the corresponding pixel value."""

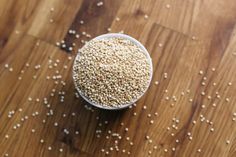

left=1, top=0, right=236, bottom=157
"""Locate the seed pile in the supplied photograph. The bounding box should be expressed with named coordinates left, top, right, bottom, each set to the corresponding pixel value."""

left=73, top=37, right=151, bottom=107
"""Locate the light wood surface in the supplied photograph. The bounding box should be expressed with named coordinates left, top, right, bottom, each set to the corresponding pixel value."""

left=1, top=0, right=236, bottom=156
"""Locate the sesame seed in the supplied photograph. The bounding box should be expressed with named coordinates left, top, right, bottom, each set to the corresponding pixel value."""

left=197, top=149, right=201, bottom=153
left=5, top=134, right=9, bottom=139
left=59, top=148, right=63, bottom=152
left=199, top=70, right=203, bottom=75
left=40, top=139, right=44, bottom=143
left=164, top=149, right=168, bottom=152
left=48, top=146, right=52, bottom=150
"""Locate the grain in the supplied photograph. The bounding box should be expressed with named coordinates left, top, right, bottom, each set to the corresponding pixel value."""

left=73, top=37, right=151, bottom=107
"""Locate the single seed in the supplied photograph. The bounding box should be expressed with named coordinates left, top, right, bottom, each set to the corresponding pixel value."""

left=166, top=4, right=171, bottom=9
left=226, top=140, right=230, bottom=144
left=115, top=17, right=120, bottom=21
left=144, top=14, right=149, bottom=19
left=199, top=70, right=203, bottom=75
left=192, top=36, right=196, bottom=40
left=201, top=92, right=205, bottom=96
left=226, top=98, right=230, bottom=102
left=158, top=43, right=163, bottom=47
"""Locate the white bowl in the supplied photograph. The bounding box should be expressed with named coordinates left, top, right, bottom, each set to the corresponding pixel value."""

left=73, top=33, right=153, bottom=110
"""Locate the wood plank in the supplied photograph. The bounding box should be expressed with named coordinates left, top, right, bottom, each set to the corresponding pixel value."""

left=1, top=0, right=236, bottom=157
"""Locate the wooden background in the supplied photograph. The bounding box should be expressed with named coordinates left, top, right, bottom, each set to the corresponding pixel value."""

left=1, top=0, right=236, bottom=156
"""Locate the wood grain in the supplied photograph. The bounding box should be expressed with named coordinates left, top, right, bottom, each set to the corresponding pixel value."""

left=1, top=0, right=236, bottom=156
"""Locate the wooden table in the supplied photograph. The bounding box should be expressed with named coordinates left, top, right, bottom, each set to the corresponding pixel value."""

left=1, top=0, right=236, bottom=156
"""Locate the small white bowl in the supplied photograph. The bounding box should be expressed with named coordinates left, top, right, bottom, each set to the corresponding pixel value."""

left=73, top=33, right=153, bottom=110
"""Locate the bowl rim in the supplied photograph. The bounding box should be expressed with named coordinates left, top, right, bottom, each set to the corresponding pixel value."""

left=72, top=33, right=153, bottom=110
